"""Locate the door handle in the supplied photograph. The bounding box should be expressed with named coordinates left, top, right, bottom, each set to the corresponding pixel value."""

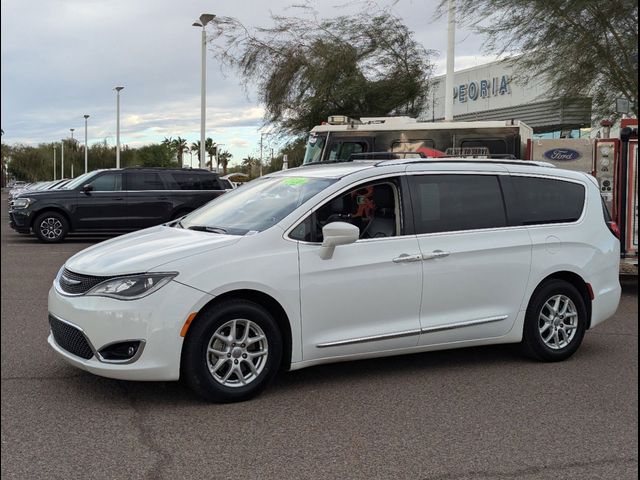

left=422, top=250, right=450, bottom=260
left=114, top=197, right=124, bottom=201
left=393, top=254, right=423, bottom=263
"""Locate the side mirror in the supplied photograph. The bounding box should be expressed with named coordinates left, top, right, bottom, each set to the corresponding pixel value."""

left=320, top=221, right=360, bottom=259
left=82, top=184, right=94, bottom=194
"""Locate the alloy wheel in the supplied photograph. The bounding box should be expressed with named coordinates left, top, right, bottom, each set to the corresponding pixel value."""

left=40, top=217, right=63, bottom=240
left=206, top=319, right=269, bottom=388
left=538, top=294, right=579, bottom=350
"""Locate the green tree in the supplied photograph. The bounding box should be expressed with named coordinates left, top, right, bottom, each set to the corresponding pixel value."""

left=217, top=149, right=232, bottom=175
left=209, top=6, right=434, bottom=135
left=205, top=138, right=217, bottom=170
left=171, top=137, right=189, bottom=166
left=442, top=0, right=638, bottom=118
left=190, top=141, right=202, bottom=164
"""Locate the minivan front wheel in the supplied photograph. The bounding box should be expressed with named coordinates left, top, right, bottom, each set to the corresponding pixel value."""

left=521, top=279, right=587, bottom=362
left=34, top=212, right=69, bottom=243
left=182, top=299, right=282, bottom=402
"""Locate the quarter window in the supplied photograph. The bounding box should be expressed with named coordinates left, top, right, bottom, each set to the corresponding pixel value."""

left=511, top=176, right=585, bottom=225
left=171, top=172, right=218, bottom=190
left=409, top=174, right=507, bottom=234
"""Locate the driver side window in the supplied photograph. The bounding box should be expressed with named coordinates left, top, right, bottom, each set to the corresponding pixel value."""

left=290, top=179, right=402, bottom=242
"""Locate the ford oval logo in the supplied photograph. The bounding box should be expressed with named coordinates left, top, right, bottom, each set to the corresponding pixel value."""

left=543, top=148, right=582, bottom=161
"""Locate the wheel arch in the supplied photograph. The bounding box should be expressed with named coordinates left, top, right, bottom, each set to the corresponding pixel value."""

left=531, top=271, right=593, bottom=328
left=31, top=207, right=74, bottom=231
left=181, top=289, right=293, bottom=371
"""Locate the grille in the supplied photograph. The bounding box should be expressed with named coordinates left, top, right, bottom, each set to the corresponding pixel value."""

left=58, top=268, right=111, bottom=295
left=49, top=315, right=94, bottom=360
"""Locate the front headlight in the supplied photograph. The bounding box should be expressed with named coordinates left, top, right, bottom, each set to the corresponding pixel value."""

left=86, top=273, right=177, bottom=300
left=12, top=197, right=32, bottom=209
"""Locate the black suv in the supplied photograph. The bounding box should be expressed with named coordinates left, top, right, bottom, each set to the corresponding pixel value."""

left=9, top=167, right=226, bottom=242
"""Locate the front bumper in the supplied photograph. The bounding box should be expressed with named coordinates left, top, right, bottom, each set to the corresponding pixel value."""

left=47, top=279, right=212, bottom=381
left=8, top=209, right=32, bottom=233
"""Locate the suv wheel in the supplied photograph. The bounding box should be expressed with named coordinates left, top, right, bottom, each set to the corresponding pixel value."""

left=182, top=299, right=282, bottom=403
left=34, top=212, right=69, bottom=243
left=521, top=279, right=587, bottom=361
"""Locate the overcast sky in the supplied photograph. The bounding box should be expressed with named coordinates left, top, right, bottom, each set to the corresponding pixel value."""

left=1, top=0, right=497, bottom=165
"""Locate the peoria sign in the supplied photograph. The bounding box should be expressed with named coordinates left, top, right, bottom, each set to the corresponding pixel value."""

left=453, top=75, right=511, bottom=103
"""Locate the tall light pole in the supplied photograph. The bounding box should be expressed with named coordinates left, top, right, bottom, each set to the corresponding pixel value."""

left=114, top=86, right=124, bottom=168
left=61, top=140, right=65, bottom=179
left=193, top=13, right=216, bottom=169
left=53, top=145, right=57, bottom=180
left=83, top=115, right=90, bottom=173
left=444, top=0, right=456, bottom=122
left=70, top=128, right=75, bottom=178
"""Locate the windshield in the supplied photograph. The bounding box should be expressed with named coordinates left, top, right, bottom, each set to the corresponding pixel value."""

left=303, top=133, right=327, bottom=164
left=63, top=171, right=100, bottom=190
left=181, top=176, right=336, bottom=235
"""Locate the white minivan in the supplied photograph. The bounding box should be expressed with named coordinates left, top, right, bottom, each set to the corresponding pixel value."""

left=48, top=159, right=621, bottom=402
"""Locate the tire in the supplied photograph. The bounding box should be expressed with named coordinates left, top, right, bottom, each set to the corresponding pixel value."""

left=521, top=279, right=587, bottom=362
left=182, top=299, right=282, bottom=403
left=33, top=211, right=69, bottom=243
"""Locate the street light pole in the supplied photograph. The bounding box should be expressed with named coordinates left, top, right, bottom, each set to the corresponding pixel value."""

left=83, top=115, right=89, bottom=173
left=70, top=128, right=75, bottom=178
left=61, top=140, right=65, bottom=179
left=193, top=14, right=215, bottom=169
left=53, top=146, right=56, bottom=180
left=114, top=86, right=124, bottom=168
left=444, top=0, right=456, bottom=122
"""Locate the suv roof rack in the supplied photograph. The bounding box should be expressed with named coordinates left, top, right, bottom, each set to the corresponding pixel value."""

left=376, top=158, right=556, bottom=168
left=121, top=166, right=213, bottom=172
left=348, top=151, right=427, bottom=161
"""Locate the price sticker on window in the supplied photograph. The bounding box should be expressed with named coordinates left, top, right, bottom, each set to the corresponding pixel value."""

left=282, top=178, right=309, bottom=186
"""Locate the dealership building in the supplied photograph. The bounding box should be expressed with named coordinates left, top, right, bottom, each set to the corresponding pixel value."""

left=429, top=59, right=592, bottom=136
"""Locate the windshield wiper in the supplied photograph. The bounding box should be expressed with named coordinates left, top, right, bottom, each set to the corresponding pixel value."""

left=187, top=225, right=228, bottom=234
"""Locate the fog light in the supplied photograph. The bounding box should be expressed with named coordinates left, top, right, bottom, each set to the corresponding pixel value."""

left=98, top=341, right=143, bottom=362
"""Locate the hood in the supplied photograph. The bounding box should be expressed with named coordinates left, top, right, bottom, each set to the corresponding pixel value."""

left=65, top=225, right=241, bottom=275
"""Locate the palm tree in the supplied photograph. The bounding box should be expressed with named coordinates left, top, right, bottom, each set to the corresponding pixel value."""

left=190, top=141, right=201, bottom=165
left=171, top=137, right=189, bottom=166
left=218, top=150, right=232, bottom=175
left=205, top=138, right=217, bottom=171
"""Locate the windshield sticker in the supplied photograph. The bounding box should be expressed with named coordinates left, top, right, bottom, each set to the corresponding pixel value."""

left=282, top=178, right=309, bottom=186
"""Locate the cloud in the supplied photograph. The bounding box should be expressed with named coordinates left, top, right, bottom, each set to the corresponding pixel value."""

left=1, top=0, right=494, bottom=162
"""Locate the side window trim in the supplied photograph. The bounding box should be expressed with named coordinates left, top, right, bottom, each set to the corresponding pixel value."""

left=287, top=174, right=408, bottom=243
left=407, top=172, right=509, bottom=236
left=508, top=173, right=588, bottom=226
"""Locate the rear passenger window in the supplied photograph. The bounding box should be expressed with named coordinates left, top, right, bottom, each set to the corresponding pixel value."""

left=511, top=176, right=585, bottom=225
left=127, top=173, right=165, bottom=190
left=409, top=175, right=507, bottom=234
left=171, top=172, right=219, bottom=190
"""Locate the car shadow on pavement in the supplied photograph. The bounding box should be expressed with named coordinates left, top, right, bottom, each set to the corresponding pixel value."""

left=56, top=342, right=603, bottom=407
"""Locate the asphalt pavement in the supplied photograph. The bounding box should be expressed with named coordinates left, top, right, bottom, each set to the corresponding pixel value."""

left=1, top=192, right=637, bottom=480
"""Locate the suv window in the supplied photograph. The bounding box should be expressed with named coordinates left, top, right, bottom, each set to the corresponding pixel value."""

left=409, top=174, right=507, bottom=234
left=127, top=172, right=165, bottom=191
left=90, top=173, right=122, bottom=191
left=511, top=176, right=585, bottom=225
left=171, top=172, right=219, bottom=190
left=290, top=180, right=401, bottom=242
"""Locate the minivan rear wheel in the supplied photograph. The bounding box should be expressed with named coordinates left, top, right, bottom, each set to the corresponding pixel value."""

left=33, top=211, right=69, bottom=243
left=182, top=299, right=282, bottom=402
left=521, top=279, right=587, bottom=362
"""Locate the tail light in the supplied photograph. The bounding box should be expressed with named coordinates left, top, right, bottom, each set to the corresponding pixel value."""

left=606, top=221, right=620, bottom=239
